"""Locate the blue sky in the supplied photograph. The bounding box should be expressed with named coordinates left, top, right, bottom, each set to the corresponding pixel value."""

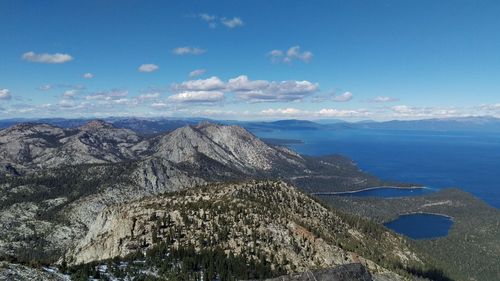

left=1, top=0, right=500, bottom=120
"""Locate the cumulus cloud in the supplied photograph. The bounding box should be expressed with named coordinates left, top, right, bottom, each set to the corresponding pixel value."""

left=167, top=91, right=224, bottom=104
left=138, top=64, right=159, bottom=73
left=269, top=46, right=313, bottom=64
left=0, top=89, right=12, bottom=100
left=22, top=51, right=73, bottom=64
left=172, top=47, right=206, bottom=55
left=333, top=92, right=353, bottom=102
left=369, top=96, right=399, bottom=103
left=172, top=76, right=225, bottom=92
left=83, top=73, right=94, bottom=79
left=189, top=69, right=207, bottom=77
left=221, top=17, right=244, bottom=28
left=171, top=75, right=319, bottom=103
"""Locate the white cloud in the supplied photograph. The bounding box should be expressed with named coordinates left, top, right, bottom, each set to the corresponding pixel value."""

left=151, top=102, right=168, bottom=109
left=172, top=47, right=206, bottom=55
left=86, top=89, right=128, bottom=101
left=0, top=89, right=12, bottom=100
left=317, top=108, right=369, bottom=117
left=390, top=105, right=460, bottom=118
left=269, top=46, right=313, bottom=64
left=197, top=14, right=243, bottom=29
left=221, top=17, right=244, bottom=28
left=369, top=96, right=399, bottom=103
left=137, top=92, right=160, bottom=101
left=172, top=76, right=225, bottom=92
left=38, top=84, right=53, bottom=91
left=167, top=91, right=224, bottom=104
left=62, top=89, right=78, bottom=99
left=22, top=51, right=73, bottom=64
left=171, top=75, right=319, bottom=103
left=138, top=64, right=159, bottom=73
left=260, top=108, right=305, bottom=117
left=189, top=69, right=207, bottom=77
left=259, top=107, right=370, bottom=118
left=198, top=13, right=218, bottom=28
left=234, top=79, right=319, bottom=103
left=83, top=73, right=94, bottom=79
left=333, top=92, right=353, bottom=102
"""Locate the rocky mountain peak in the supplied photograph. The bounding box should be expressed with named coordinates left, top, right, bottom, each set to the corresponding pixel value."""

left=78, top=120, right=114, bottom=131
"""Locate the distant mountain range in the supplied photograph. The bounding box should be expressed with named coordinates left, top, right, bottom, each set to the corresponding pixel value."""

left=1, top=116, right=498, bottom=136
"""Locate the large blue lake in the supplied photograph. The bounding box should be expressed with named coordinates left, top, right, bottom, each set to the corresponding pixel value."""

left=383, top=213, right=453, bottom=239
left=254, top=128, right=500, bottom=208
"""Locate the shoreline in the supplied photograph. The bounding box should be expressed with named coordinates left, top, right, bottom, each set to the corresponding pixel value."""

left=311, top=185, right=429, bottom=195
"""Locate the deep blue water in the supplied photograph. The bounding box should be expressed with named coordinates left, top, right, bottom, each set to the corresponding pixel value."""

left=254, top=128, right=500, bottom=208
left=383, top=213, right=453, bottom=239
left=331, top=187, right=435, bottom=198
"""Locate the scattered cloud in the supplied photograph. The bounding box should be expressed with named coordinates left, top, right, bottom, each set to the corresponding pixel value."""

left=22, top=51, right=73, bottom=64
left=62, top=89, right=78, bottom=99
left=138, top=64, right=159, bottom=73
left=189, top=69, right=207, bottom=77
left=83, top=73, right=94, bottom=79
left=85, top=89, right=128, bottom=101
left=196, top=14, right=243, bottom=29
left=221, top=17, right=244, bottom=28
left=150, top=102, right=168, bottom=109
left=168, top=91, right=224, bottom=104
left=260, top=108, right=305, bottom=117
left=38, top=84, right=53, bottom=91
left=172, top=47, right=206, bottom=55
left=136, top=92, right=161, bottom=102
left=269, top=46, right=313, bottom=64
left=333, top=92, right=353, bottom=102
left=369, top=96, right=399, bottom=103
left=0, top=89, right=12, bottom=100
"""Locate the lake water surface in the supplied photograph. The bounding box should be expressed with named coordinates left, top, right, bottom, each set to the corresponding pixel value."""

left=254, top=128, right=500, bottom=208
left=383, top=213, right=453, bottom=239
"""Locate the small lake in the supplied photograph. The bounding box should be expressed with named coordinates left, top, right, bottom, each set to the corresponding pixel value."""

left=383, top=213, right=453, bottom=239
left=322, top=187, right=435, bottom=198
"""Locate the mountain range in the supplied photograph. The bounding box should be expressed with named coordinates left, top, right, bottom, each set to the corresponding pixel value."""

left=0, top=120, right=455, bottom=280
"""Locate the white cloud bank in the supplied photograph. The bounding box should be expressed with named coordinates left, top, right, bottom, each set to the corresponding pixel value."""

left=169, top=75, right=319, bottom=104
